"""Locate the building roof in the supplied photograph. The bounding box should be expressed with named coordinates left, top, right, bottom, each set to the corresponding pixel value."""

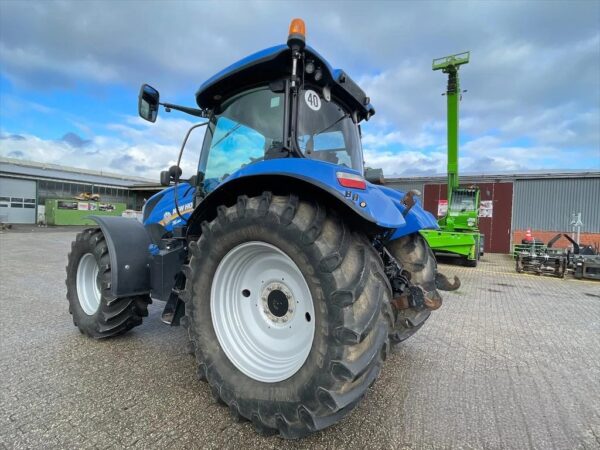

left=385, top=170, right=600, bottom=184
left=0, top=157, right=155, bottom=187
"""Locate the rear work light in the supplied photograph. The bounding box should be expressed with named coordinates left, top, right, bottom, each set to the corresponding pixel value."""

left=336, top=172, right=366, bottom=190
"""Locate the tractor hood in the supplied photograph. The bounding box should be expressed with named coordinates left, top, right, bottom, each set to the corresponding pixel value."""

left=195, top=45, right=375, bottom=121
left=142, top=182, right=195, bottom=232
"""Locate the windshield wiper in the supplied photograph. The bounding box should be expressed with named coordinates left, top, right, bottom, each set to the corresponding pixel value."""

left=303, top=113, right=350, bottom=154
left=313, top=113, right=350, bottom=137
left=211, top=123, right=242, bottom=148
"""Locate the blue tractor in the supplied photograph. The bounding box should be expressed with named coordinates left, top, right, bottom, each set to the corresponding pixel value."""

left=65, top=19, right=459, bottom=438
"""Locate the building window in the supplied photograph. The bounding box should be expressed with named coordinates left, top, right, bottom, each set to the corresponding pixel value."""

left=6, top=198, right=36, bottom=209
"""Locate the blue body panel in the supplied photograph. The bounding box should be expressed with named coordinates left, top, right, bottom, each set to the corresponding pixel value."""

left=142, top=159, right=439, bottom=237
left=143, top=182, right=195, bottom=232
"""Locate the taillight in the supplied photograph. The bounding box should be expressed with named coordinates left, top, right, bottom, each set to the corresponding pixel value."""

left=336, top=172, right=366, bottom=190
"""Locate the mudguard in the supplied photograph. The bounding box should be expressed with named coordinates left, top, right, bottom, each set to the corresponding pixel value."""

left=88, top=216, right=152, bottom=297
left=143, top=160, right=439, bottom=238
left=200, top=158, right=406, bottom=229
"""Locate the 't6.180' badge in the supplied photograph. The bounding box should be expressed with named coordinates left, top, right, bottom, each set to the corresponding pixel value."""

left=304, top=90, right=321, bottom=111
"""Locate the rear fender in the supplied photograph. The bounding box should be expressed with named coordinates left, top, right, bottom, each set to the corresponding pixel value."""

left=187, top=159, right=406, bottom=234
left=89, top=216, right=152, bottom=297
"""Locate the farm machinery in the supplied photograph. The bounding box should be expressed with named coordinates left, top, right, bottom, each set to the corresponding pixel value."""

left=515, top=232, right=600, bottom=280
left=420, top=52, right=483, bottom=267
left=65, top=19, right=460, bottom=438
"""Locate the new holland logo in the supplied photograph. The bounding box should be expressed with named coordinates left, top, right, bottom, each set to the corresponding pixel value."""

left=159, top=202, right=194, bottom=226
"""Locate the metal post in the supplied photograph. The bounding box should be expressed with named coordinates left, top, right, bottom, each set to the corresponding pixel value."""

left=575, top=213, right=583, bottom=246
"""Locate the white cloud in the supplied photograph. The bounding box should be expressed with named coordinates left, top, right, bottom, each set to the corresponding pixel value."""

left=363, top=147, right=447, bottom=176
left=0, top=115, right=205, bottom=180
left=0, top=0, right=598, bottom=176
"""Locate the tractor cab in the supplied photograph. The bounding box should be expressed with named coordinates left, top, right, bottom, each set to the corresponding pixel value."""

left=197, top=76, right=365, bottom=194
left=139, top=20, right=375, bottom=202
left=194, top=27, right=374, bottom=178
left=137, top=21, right=382, bottom=231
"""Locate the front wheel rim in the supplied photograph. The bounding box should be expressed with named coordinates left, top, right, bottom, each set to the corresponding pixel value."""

left=76, top=253, right=101, bottom=315
left=211, top=241, right=315, bottom=383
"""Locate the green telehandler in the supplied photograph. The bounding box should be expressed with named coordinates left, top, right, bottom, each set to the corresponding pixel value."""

left=420, top=52, right=483, bottom=267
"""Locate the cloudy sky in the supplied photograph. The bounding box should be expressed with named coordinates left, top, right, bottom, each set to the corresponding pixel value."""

left=0, top=0, right=598, bottom=180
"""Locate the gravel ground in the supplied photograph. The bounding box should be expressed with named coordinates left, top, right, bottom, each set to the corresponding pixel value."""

left=1, top=229, right=599, bottom=449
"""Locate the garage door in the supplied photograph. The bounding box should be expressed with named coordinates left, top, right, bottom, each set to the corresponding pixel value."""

left=0, top=177, right=37, bottom=224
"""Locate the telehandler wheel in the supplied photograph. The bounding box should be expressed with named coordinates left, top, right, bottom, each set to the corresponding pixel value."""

left=65, top=228, right=151, bottom=339
left=464, top=257, right=478, bottom=268
left=181, top=193, right=393, bottom=438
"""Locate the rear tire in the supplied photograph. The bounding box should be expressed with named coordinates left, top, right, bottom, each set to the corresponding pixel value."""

left=181, top=193, right=392, bottom=438
left=65, top=228, right=151, bottom=338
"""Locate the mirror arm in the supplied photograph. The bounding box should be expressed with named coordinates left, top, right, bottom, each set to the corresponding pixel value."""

left=160, top=102, right=208, bottom=118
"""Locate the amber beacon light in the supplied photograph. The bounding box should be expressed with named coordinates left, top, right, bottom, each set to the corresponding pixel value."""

left=287, top=18, right=306, bottom=49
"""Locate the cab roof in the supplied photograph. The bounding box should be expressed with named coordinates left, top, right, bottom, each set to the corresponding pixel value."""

left=195, top=44, right=375, bottom=121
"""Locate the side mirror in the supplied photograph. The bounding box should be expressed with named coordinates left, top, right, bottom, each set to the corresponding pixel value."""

left=159, top=165, right=183, bottom=187
left=138, top=84, right=160, bottom=122
left=169, top=165, right=182, bottom=181
left=160, top=170, right=170, bottom=186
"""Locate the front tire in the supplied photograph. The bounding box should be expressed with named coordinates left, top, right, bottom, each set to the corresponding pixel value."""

left=464, top=256, right=478, bottom=267
left=181, top=193, right=392, bottom=438
left=65, top=228, right=151, bottom=338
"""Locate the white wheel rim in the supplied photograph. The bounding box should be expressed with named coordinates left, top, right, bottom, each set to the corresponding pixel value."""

left=76, top=253, right=101, bottom=315
left=211, top=241, right=315, bottom=383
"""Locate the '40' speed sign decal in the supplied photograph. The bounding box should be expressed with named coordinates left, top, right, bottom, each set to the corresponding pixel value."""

left=304, top=90, right=321, bottom=111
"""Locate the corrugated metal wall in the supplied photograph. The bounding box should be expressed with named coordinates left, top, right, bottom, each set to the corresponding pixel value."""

left=513, top=178, right=600, bottom=232
left=385, top=180, right=425, bottom=196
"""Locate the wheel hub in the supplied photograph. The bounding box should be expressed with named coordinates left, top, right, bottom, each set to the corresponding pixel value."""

left=262, top=283, right=294, bottom=323
left=76, top=253, right=101, bottom=315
